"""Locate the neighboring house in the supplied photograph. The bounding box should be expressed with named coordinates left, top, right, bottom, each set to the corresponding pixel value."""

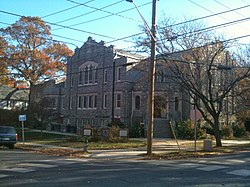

left=30, top=37, right=190, bottom=137
left=30, top=79, right=66, bottom=131
left=0, top=84, right=29, bottom=110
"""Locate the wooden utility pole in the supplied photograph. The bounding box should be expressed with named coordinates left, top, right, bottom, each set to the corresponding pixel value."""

left=147, top=0, right=157, bottom=156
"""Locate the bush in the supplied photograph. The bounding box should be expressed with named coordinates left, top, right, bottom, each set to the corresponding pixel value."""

left=221, top=124, right=233, bottom=139
left=202, top=122, right=214, bottom=135
left=176, top=120, right=205, bottom=140
left=129, top=122, right=144, bottom=138
left=232, top=123, right=246, bottom=137
left=107, top=121, right=125, bottom=128
left=108, top=125, right=120, bottom=142
left=91, top=128, right=101, bottom=142
left=0, top=109, right=23, bottom=127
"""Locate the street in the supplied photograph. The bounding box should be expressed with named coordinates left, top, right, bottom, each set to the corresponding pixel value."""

left=0, top=148, right=250, bottom=187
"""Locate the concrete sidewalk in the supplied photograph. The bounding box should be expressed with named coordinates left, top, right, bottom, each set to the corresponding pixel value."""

left=18, top=138, right=250, bottom=160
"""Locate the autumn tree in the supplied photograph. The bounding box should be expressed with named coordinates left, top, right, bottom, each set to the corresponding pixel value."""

left=0, top=36, right=13, bottom=85
left=137, top=18, right=250, bottom=146
left=0, top=16, right=73, bottom=86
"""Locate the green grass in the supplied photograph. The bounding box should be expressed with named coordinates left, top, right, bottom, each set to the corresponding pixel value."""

left=19, top=130, right=72, bottom=141
left=18, top=130, right=146, bottom=150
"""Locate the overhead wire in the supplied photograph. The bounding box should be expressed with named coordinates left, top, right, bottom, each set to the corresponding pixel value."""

left=53, top=1, right=151, bottom=31
left=41, top=0, right=95, bottom=18
left=65, top=0, right=140, bottom=23
left=1, top=2, right=250, bottom=55
left=213, top=0, right=246, bottom=18
left=56, top=0, right=124, bottom=24
left=107, top=4, right=250, bottom=44
left=1, top=2, right=250, bottom=49
left=0, top=9, right=117, bottom=40
left=187, top=0, right=232, bottom=22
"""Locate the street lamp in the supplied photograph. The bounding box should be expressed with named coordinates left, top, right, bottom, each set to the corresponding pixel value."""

left=126, top=0, right=157, bottom=155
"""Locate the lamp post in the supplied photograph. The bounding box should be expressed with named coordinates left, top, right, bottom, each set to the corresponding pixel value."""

left=126, top=0, right=157, bottom=155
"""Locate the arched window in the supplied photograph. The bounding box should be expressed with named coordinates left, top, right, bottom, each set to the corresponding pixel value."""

left=84, top=66, right=88, bottom=84
left=80, top=61, right=98, bottom=85
left=79, top=70, right=83, bottom=85
left=94, top=66, right=98, bottom=83
left=135, top=95, right=141, bottom=110
left=89, top=65, right=93, bottom=84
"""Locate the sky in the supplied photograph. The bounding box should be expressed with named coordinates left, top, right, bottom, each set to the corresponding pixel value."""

left=1, top=0, right=250, bottom=53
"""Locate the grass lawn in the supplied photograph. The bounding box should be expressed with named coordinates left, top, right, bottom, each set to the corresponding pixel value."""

left=16, top=130, right=250, bottom=159
left=17, top=130, right=146, bottom=150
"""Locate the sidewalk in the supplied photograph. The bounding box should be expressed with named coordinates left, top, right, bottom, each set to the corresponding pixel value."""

left=18, top=138, right=250, bottom=160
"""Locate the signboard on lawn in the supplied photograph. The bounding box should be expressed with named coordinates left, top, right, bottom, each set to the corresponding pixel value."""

left=19, top=115, right=26, bottom=122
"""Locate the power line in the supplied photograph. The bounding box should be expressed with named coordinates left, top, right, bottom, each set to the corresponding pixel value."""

left=161, top=16, right=250, bottom=43
left=187, top=0, right=231, bottom=21
left=213, top=0, right=246, bottom=18
left=57, top=0, right=125, bottom=24
left=1, top=3, right=250, bottom=55
left=0, top=9, right=116, bottom=40
left=53, top=1, right=151, bottom=31
left=107, top=4, right=250, bottom=44
left=41, top=0, right=95, bottom=18
left=66, top=0, right=139, bottom=23
left=2, top=2, right=250, bottom=49
left=165, top=4, right=250, bottom=28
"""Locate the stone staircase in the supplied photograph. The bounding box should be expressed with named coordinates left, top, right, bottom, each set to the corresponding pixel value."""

left=153, top=119, right=173, bottom=138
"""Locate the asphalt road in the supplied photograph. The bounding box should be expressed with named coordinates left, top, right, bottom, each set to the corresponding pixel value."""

left=0, top=148, right=250, bottom=187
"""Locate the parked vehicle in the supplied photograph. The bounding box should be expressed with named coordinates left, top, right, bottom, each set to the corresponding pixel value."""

left=0, top=126, right=18, bottom=149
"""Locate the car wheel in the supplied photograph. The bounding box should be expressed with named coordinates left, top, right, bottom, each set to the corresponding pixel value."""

left=8, top=144, right=15, bottom=149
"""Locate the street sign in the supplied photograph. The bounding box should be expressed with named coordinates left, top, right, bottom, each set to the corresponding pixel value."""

left=19, top=115, right=26, bottom=122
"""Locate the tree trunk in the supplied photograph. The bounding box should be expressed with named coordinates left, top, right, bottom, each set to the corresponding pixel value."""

left=213, top=116, right=222, bottom=147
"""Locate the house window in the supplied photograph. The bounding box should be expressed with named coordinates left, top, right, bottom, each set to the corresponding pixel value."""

left=88, top=95, right=93, bottom=108
left=103, top=94, right=107, bottom=109
left=84, top=66, right=89, bottom=84
left=79, top=70, right=83, bottom=85
left=94, top=95, right=97, bottom=108
left=104, top=69, right=108, bottom=83
left=135, top=95, right=141, bottom=110
left=116, top=93, right=121, bottom=108
left=83, top=96, right=87, bottom=108
left=94, top=67, right=98, bottom=83
left=117, top=67, right=121, bottom=81
left=78, top=96, right=82, bottom=109
left=89, top=65, right=93, bottom=84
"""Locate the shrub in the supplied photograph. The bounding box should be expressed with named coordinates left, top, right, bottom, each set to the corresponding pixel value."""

left=221, top=124, right=233, bottom=139
left=176, top=120, right=205, bottom=140
left=232, top=123, right=246, bottom=137
left=129, top=122, right=143, bottom=138
left=0, top=109, right=23, bottom=127
left=91, top=128, right=101, bottom=142
left=202, top=122, right=214, bottom=135
left=107, top=121, right=125, bottom=128
left=108, top=125, right=120, bottom=142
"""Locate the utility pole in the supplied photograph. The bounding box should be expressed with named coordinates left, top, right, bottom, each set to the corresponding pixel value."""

left=126, top=0, right=157, bottom=155
left=147, top=0, right=157, bottom=156
left=225, top=51, right=229, bottom=126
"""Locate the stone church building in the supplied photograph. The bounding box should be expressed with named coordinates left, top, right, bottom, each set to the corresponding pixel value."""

left=30, top=37, right=190, bottom=137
